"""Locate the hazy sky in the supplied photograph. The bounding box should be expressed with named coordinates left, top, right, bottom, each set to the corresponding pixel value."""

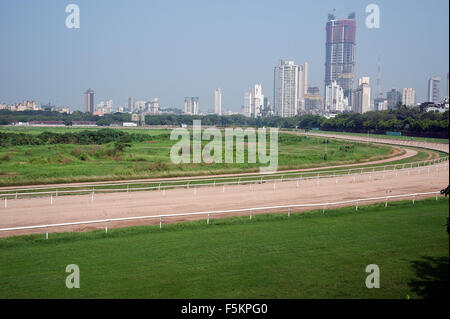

left=0, top=0, right=448, bottom=112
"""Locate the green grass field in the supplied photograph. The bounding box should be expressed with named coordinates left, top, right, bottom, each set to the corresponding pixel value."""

left=0, top=127, right=396, bottom=186
left=0, top=197, right=448, bottom=299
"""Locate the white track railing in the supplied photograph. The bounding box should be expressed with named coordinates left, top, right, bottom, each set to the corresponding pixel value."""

left=0, top=191, right=445, bottom=239
left=0, top=156, right=448, bottom=200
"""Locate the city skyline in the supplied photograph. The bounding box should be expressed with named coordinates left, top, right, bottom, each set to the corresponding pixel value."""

left=0, top=0, right=448, bottom=111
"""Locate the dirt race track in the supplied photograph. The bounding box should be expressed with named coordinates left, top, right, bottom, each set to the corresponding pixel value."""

left=0, top=134, right=448, bottom=238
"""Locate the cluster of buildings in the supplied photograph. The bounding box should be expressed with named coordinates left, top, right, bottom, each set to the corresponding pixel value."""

left=244, top=12, right=449, bottom=118
left=182, top=91, right=236, bottom=116
left=3, top=12, right=449, bottom=119
left=83, top=89, right=161, bottom=116
left=0, top=100, right=70, bottom=113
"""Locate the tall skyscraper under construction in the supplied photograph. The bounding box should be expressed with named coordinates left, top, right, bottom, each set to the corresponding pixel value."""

left=324, top=12, right=356, bottom=107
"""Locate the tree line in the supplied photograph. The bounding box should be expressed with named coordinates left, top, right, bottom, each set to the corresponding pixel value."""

left=0, top=105, right=448, bottom=138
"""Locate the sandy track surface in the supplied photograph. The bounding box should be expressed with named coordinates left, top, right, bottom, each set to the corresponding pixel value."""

left=0, top=162, right=448, bottom=238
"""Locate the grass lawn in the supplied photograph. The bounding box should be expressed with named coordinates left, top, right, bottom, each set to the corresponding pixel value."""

left=0, top=127, right=396, bottom=186
left=0, top=197, right=448, bottom=299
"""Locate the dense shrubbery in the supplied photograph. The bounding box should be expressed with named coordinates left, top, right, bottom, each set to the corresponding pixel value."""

left=0, top=128, right=149, bottom=147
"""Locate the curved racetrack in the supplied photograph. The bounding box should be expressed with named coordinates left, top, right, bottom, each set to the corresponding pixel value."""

left=0, top=133, right=448, bottom=237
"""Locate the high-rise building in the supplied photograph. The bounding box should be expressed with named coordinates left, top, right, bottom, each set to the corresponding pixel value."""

left=128, top=97, right=135, bottom=112
left=324, top=81, right=348, bottom=112
left=244, top=91, right=252, bottom=117
left=84, top=89, right=95, bottom=113
left=243, top=84, right=264, bottom=118
left=324, top=13, right=356, bottom=107
left=402, top=88, right=415, bottom=107
left=386, top=88, right=402, bottom=109
left=184, top=97, right=199, bottom=115
left=428, top=76, right=440, bottom=103
left=297, top=62, right=308, bottom=111
left=214, top=88, right=222, bottom=115
left=274, top=60, right=299, bottom=117
left=354, top=77, right=371, bottom=114
left=252, top=84, right=264, bottom=118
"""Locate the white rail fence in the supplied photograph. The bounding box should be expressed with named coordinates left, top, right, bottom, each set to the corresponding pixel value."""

left=0, top=156, right=448, bottom=202
left=0, top=191, right=445, bottom=239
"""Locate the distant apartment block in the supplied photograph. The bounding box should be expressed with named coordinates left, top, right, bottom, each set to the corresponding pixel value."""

left=297, top=62, right=308, bottom=111
left=324, top=81, right=348, bottom=112
left=56, top=107, right=71, bottom=114
left=184, top=97, right=199, bottom=115
left=373, top=97, right=387, bottom=111
left=274, top=60, right=299, bottom=117
left=402, top=88, right=415, bottom=107
left=244, top=84, right=264, bottom=118
left=354, top=77, right=371, bottom=114
left=96, top=100, right=113, bottom=114
left=428, top=76, right=440, bottom=103
left=214, top=88, right=222, bottom=115
left=128, top=97, right=136, bottom=112
left=145, top=98, right=159, bottom=114
left=134, top=101, right=146, bottom=112
left=304, top=87, right=322, bottom=112
left=0, top=100, right=40, bottom=112
left=386, top=88, right=402, bottom=110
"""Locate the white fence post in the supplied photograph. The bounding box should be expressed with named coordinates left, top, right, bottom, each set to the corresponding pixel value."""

left=159, top=216, right=162, bottom=229
left=45, top=226, right=48, bottom=240
left=4, top=197, right=7, bottom=209
left=288, top=207, right=291, bottom=217
left=207, top=213, right=210, bottom=224
left=105, top=221, right=108, bottom=234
